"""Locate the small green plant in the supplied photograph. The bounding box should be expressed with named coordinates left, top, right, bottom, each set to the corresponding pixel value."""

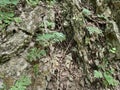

left=47, top=0, right=56, bottom=5
left=27, top=32, right=65, bottom=63
left=26, top=0, right=39, bottom=6
left=0, top=12, right=21, bottom=23
left=0, top=0, right=19, bottom=6
left=0, top=11, right=22, bottom=30
left=27, top=32, right=65, bottom=77
left=97, top=14, right=108, bottom=20
left=26, top=0, right=56, bottom=6
left=36, top=32, right=66, bottom=47
left=10, top=76, right=31, bottom=90
left=0, top=12, right=14, bottom=29
left=33, top=64, right=39, bottom=77
left=94, top=58, right=119, bottom=87
left=94, top=70, right=103, bottom=78
left=94, top=70, right=119, bottom=86
left=0, top=0, right=20, bottom=30
left=86, top=26, right=102, bottom=34
left=109, top=47, right=116, bottom=54
left=27, top=32, right=65, bottom=62
left=40, top=20, right=55, bottom=29
left=103, top=72, right=119, bottom=86
left=27, top=47, right=46, bottom=62
left=82, top=8, right=91, bottom=16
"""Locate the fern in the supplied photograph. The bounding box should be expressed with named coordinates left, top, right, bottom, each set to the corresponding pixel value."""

left=27, top=48, right=46, bottom=62
left=0, top=0, right=19, bottom=6
left=27, top=32, right=65, bottom=62
left=10, top=76, right=31, bottom=90
left=26, top=0, right=39, bottom=6
left=0, top=0, right=20, bottom=30
left=36, top=32, right=66, bottom=47
left=94, top=70, right=119, bottom=86
left=0, top=12, right=14, bottom=24
left=86, top=26, right=102, bottom=34
left=33, top=64, right=39, bottom=76
left=94, top=58, right=120, bottom=86
left=82, top=8, right=91, bottom=16
left=104, top=72, right=119, bottom=86
left=94, top=70, right=103, bottom=78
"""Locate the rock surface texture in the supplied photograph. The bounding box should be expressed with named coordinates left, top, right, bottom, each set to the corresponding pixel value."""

left=0, top=0, right=120, bottom=90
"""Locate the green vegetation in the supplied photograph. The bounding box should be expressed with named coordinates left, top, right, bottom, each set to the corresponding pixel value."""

left=94, top=70, right=103, bottom=78
left=94, top=58, right=119, bottom=86
left=94, top=43, right=119, bottom=87
left=0, top=0, right=119, bottom=89
left=0, top=0, right=20, bottom=30
left=36, top=32, right=66, bottom=47
left=109, top=47, right=116, bottom=54
left=82, top=8, right=91, bottom=16
left=27, top=18, right=66, bottom=77
left=27, top=32, right=65, bottom=62
left=86, top=26, right=102, bottom=34
left=94, top=69, right=119, bottom=86
left=26, top=0, right=39, bottom=6
left=27, top=32, right=65, bottom=76
left=27, top=48, right=46, bottom=62
left=0, top=12, right=21, bottom=27
left=39, top=20, right=55, bottom=29
left=33, top=64, right=39, bottom=76
left=26, top=0, right=56, bottom=6
left=0, top=0, right=19, bottom=6
left=10, top=76, right=31, bottom=90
